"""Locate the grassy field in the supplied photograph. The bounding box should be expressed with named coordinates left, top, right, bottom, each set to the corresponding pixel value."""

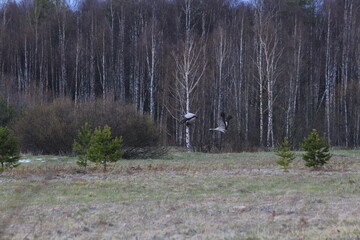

left=1, top=150, right=360, bottom=239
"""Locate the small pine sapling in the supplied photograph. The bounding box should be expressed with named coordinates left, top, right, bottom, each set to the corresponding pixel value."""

left=300, top=129, right=332, bottom=169
left=87, top=125, right=123, bottom=172
left=0, top=126, right=21, bottom=171
left=73, top=123, right=93, bottom=169
left=275, top=138, right=295, bottom=172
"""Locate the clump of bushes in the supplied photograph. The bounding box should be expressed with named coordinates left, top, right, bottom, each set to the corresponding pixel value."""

left=12, top=99, right=167, bottom=158
left=12, top=98, right=77, bottom=154
left=0, top=97, right=16, bottom=127
left=0, top=126, right=21, bottom=171
left=121, top=114, right=168, bottom=159
left=300, top=129, right=332, bottom=169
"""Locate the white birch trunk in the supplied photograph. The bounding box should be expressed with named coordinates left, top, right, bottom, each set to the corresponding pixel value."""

left=341, top=0, right=353, bottom=147
left=59, top=12, right=66, bottom=98
left=148, top=16, right=156, bottom=119
left=286, top=18, right=302, bottom=141
left=254, top=1, right=264, bottom=147
left=172, top=0, right=206, bottom=152
left=118, top=9, right=125, bottom=102
left=24, top=37, right=29, bottom=94
left=235, top=15, right=244, bottom=137
left=101, top=30, right=106, bottom=105
left=90, top=16, right=95, bottom=101
left=257, top=40, right=264, bottom=147
left=325, top=6, right=332, bottom=144
left=75, top=15, right=80, bottom=106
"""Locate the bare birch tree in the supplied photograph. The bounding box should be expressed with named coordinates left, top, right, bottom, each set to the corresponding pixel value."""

left=324, top=4, right=336, bottom=144
left=145, top=3, right=160, bottom=120
left=286, top=17, right=302, bottom=142
left=116, top=6, right=125, bottom=102
left=58, top=1, right=67, bottom=98
left=173, top=0, right=206, bottom=152
left=340, top=0, right=353, bottom=147
left=254, top=0, right=283, bottom=149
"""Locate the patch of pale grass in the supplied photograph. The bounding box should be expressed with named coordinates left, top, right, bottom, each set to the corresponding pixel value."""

left=1, top=150, right=360, bottom=239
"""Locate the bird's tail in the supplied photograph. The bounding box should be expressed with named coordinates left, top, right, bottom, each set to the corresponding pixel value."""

left=179, top=119, right=187, bottom=124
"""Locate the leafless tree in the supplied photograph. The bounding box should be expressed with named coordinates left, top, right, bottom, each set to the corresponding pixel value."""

left=172, top=0, right=206, bottom=152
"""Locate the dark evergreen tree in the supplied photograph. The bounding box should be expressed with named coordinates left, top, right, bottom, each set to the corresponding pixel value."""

left=300, top=129, right=332, bottom=169
left=87, top=125, right=123, bottom=172
left=73, top=122, right=93, bottom=168
left=0, top=127, right=20, bottom=171
left=275, top=138, right=295, bottom=172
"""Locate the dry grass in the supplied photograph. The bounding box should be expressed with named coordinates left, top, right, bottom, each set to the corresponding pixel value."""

left=1, top=151, right=360, bottom=239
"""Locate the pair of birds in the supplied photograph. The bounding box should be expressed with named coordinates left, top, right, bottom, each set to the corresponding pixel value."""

left=180, top=112, right=232, bottom=133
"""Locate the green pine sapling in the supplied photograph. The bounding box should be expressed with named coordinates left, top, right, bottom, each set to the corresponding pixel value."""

left=73, top=123, right=93, bottom=169
left=300, top=129, right=332, bottom=169
left=86, top=125, right=123, bottom=172
left=275, top=138, right=295, bottom=172
left=0, top=126, right=20, bottom=171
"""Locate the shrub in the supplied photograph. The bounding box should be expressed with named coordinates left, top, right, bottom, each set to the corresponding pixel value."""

left=122, top=114, right=159, bottom=147
left=121, top=114, right=168, bottom=159
left=12, top=98, right=77, bottom=154
left=12, top=100, right=166, bottom=157
left=300, top=129, right=332, bottom=169
left=0, top=97, right=15, bottom=127
left=274, top=138, right=295, bottom=172
left=0, top=126, right=21, bottom=171
left=87, top=125, right=123, bottom=171
left=73, top=123, right=93, bottom=168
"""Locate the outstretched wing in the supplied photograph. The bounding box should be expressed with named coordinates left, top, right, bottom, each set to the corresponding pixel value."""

left=179, top=118, right=187, bottom=124
left=180, top=112, right=197, bottom=124
left=225, top=115, right=232, bottom=129
left=217, top=113, right=226, bottom=129
left=184, top=113, right=196, bottom=119
left=220, top=112, right=226, bottom=121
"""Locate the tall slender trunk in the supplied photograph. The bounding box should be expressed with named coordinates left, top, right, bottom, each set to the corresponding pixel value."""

left=39, top=37, right=45, bottom=102
left=266, top=65, right=274, bottom=148
left=235, top=14, right=244, bottom=138
left=286, top=18, right=302, bottom=141
left=101, top=30, right=106, bottom=105
left=109, top=0, right=115, bottom=101
left=24, top=37, right=29, bottom=95
left=325, top=7, right=332, bottom=144
left=75, top=15, right=80, bottom=105
left=184, top=0, right=192, bottom=152
left=90, top=16, right=95, bottom=101
left=185, top=93, right=191, bottom=151
left=117, top=9, right=125, bottom=102
left=257, top=42, right=264, bottom=147
left=59, top=12, right=66, bottom=98
left=147, top=7, right=157, bottom=120
left=341, top=0, right=353, bottom=147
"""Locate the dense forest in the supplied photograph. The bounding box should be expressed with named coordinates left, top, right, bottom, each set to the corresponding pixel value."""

left=0, top=0, right=359, bottom=152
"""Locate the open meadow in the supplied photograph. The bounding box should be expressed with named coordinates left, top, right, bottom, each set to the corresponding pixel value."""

left=1, top=150, right=360, bottom=240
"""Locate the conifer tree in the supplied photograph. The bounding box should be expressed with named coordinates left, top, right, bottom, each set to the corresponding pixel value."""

left=300, top=129, right=332, bottom=169
left=275, top=138, right=295, bottom=172
left=73, top=123, right=93, bottom=168
left=0, top=127, right=20, bottom=171
left=87, top=125, right=123, bottom=172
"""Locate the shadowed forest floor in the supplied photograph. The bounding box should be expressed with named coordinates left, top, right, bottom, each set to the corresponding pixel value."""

left=1, top=151, right=360, bottom=239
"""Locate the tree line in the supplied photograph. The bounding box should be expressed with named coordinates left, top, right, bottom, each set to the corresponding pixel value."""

left=0, top=0, right=359, bottom=151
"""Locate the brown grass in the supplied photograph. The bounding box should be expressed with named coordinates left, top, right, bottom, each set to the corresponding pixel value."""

left=1, top=151, right=360, bottom=239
